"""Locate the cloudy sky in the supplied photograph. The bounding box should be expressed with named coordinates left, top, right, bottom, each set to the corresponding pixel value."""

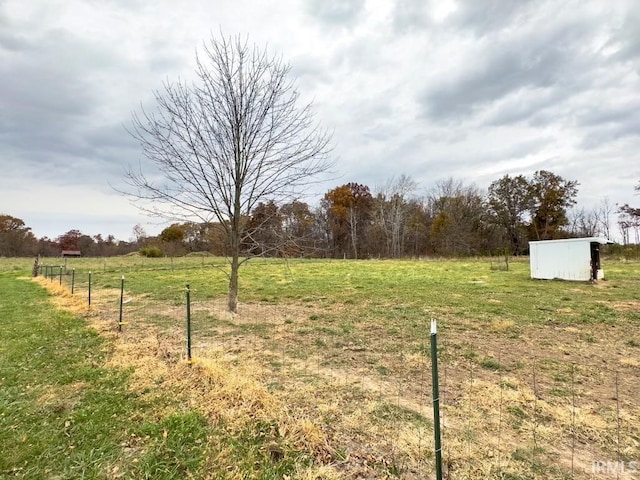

left=1, top=0, right=639, bottom=241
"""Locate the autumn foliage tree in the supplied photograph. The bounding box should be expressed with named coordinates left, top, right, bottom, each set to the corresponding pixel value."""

left=528, top=170, right=579, bottom=240
left=280, top=200, right=318, bottom=257
left=323, top=183, right=372, bottom=258
left=487, top=174, right=532, bottom=255
left=57, top=230, right=82, bottom=252
left=0, top=215, right=37, bottom=256
left=244, top=201, right=283, bottom=256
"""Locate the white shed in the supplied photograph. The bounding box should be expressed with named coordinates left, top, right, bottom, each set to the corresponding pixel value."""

left=529, top=237, right=611, bottom=281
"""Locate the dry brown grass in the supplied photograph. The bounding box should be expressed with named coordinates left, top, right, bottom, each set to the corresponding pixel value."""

left=610, top=301, right=640, bottom=313
left=34, top=277, right=90, bottom=316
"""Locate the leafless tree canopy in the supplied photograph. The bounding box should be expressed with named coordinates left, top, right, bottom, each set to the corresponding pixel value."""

left=126, top=34, right=331, bottom=223
left=125, top=34, right=332, bottom=311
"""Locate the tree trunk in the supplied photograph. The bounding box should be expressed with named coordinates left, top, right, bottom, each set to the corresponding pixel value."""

left=228, top=216, right=240, bottom=312
left=349, top=207, right=358, bottom=259
left=510, top=230, right=519, bottom=256
left=228, top=189, right=242, bottom=311
left=228, top=253, right=239, bottom=313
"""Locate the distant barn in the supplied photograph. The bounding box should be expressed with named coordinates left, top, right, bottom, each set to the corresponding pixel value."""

left=529, top=237, right=611, bottom=281
left=61, top=250, right=81, bottom=258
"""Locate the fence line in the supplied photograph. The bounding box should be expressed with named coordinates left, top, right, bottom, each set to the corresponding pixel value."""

left=37, top=266, right=640, bottom=479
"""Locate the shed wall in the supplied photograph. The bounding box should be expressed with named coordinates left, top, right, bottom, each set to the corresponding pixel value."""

left=530, top=241, right=592, bottom=281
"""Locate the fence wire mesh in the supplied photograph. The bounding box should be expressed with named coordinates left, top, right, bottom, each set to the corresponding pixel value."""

left=36, top=258, right=640, bottom=479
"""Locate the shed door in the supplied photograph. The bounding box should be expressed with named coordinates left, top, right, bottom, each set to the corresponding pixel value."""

left=590, top=242, right=600, bottom=280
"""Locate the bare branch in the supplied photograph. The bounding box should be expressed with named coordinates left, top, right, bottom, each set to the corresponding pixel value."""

left=122, top=33, right=333, bottom=311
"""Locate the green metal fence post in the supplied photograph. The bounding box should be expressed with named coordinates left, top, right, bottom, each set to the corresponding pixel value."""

left=118, top=276, right=125, bottom=332
left=71, top=268, right=75, bottom=294
left=88, top=271, right=92, bottom=307
left=186, top=284, right=192, bottom=364
left=430, top=319, right=443, bottom=480
left=59, top=266, right=62, bottom=285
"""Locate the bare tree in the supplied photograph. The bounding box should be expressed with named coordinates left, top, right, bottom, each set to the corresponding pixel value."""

left=596, top=197, right=614, bottom=240
left=567, top=207, right=599, bottom=237
left=372, top=174, right=417, bottom=257
left=568, top=198, right=615, bottom=239
left=124, top=34, right=332, bottom=312
left=428, top=178, right=487, bottom=256
left=131, top=224, right=147, bottom=245
left=616, top=182, right=640, bottom=245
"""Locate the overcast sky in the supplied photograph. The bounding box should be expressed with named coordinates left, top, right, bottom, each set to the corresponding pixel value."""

left=1, top=0, right=639, bottom=241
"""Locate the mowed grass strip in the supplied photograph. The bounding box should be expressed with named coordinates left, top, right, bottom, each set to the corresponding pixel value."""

left=0, top=274, right=210, bottom=479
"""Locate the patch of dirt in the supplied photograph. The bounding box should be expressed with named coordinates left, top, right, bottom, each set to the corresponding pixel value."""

left=555, top=307, right=575, bottom=314
left=610, top=301, right=640, bottom=313
left=35, top=382, right=86, bottom=414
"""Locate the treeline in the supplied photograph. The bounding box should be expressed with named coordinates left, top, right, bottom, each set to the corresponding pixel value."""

left=2, top=172, right=639, bottom=259
left=0, top=220, right=140, bottom=257
left=150, top=171, right=636, bottom=258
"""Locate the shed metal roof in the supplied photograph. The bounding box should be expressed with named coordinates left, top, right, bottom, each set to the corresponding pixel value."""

left=529, top=237, right=612, bottom=245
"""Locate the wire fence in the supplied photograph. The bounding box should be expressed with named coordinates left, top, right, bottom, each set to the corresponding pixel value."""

left=36, top=261, right=640, bottom=479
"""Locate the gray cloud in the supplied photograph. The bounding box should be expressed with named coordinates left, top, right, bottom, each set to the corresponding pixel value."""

left=422, top=135, right=554, bottom=174
left=420, top=16, right=596, bottom=122
left=579, top=113, right=640, bottom=150
left=1, top=46, right=104, bottom=176
left=330, top=35, right=388, bottom=72
left=392, top=0, right=432, bottom=33
left=0, top=30, right=27, bottom=52
left=290, top=55, right=334, bottom=93
left=306, top=0, right=365, bottom=26
left=0, top=9, right=162, bottom=194
left=613, top=2, right=640, bottom=62
left=448, top=0, right=539, bottom=36
left=484, top=87, right=563, bottom=126
left=578, top=103, right=640, bottom=128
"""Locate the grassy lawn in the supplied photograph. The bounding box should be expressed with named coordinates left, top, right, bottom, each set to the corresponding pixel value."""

left=4, top=255, right=640, bottom=479
left=0, top=272, right=214, bottom=479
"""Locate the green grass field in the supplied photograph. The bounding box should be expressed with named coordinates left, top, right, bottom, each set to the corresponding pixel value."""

left=2, top=255, right=639, bottom=479
left=0, top=270, right=214, bottom=479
